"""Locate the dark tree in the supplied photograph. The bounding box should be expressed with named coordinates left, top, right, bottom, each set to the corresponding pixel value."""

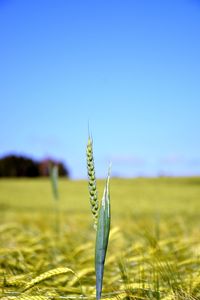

left=0, top=155, right=70, bottom=178
left=39, top=158, right=69, bottom=177
left=57, top=161, right=69, bottom=177
left=0, top=155, right=39, bottom=177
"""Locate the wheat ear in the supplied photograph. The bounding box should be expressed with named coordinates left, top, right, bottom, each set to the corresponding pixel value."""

left=86, top=136, right=98, bottom=229
left=22, top=267, right=75, bottom=292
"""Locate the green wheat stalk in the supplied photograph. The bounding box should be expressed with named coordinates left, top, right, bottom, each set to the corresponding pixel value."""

left=49, top=163, right=60, bottom=236
left=86, top=136, right=111, bottom=300
left=49, top=164, right=59, bottom=200
left=95, top=165, right=111, bottom=300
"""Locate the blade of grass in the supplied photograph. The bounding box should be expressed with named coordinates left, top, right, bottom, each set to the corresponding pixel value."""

left=95, top=165, right=111, bottom=300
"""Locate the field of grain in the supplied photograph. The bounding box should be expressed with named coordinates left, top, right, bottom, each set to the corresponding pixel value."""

left=1, top=177, right=200, bottom=299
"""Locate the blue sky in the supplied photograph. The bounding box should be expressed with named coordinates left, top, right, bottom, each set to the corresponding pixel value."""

left=0, top=0, right=200, bottom=178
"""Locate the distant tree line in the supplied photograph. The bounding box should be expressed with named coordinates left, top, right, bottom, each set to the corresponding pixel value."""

left=0, top=155, right=69, bottom=177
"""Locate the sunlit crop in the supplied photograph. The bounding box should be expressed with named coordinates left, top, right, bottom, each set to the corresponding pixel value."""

left=0, top=162, right=200, bottom=299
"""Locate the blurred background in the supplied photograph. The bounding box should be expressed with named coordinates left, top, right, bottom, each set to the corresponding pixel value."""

left=0, top=0, right=200, bottom=179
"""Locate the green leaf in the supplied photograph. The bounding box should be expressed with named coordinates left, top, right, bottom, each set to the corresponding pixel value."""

left=95, top=165, right=111, bottom=300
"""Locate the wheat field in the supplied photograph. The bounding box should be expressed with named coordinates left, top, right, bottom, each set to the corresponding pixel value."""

left=0, top=177, right=200, bottom=299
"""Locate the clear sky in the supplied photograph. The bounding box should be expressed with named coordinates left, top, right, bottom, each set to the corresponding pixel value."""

left=0, top=0, right=200, bottom=178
